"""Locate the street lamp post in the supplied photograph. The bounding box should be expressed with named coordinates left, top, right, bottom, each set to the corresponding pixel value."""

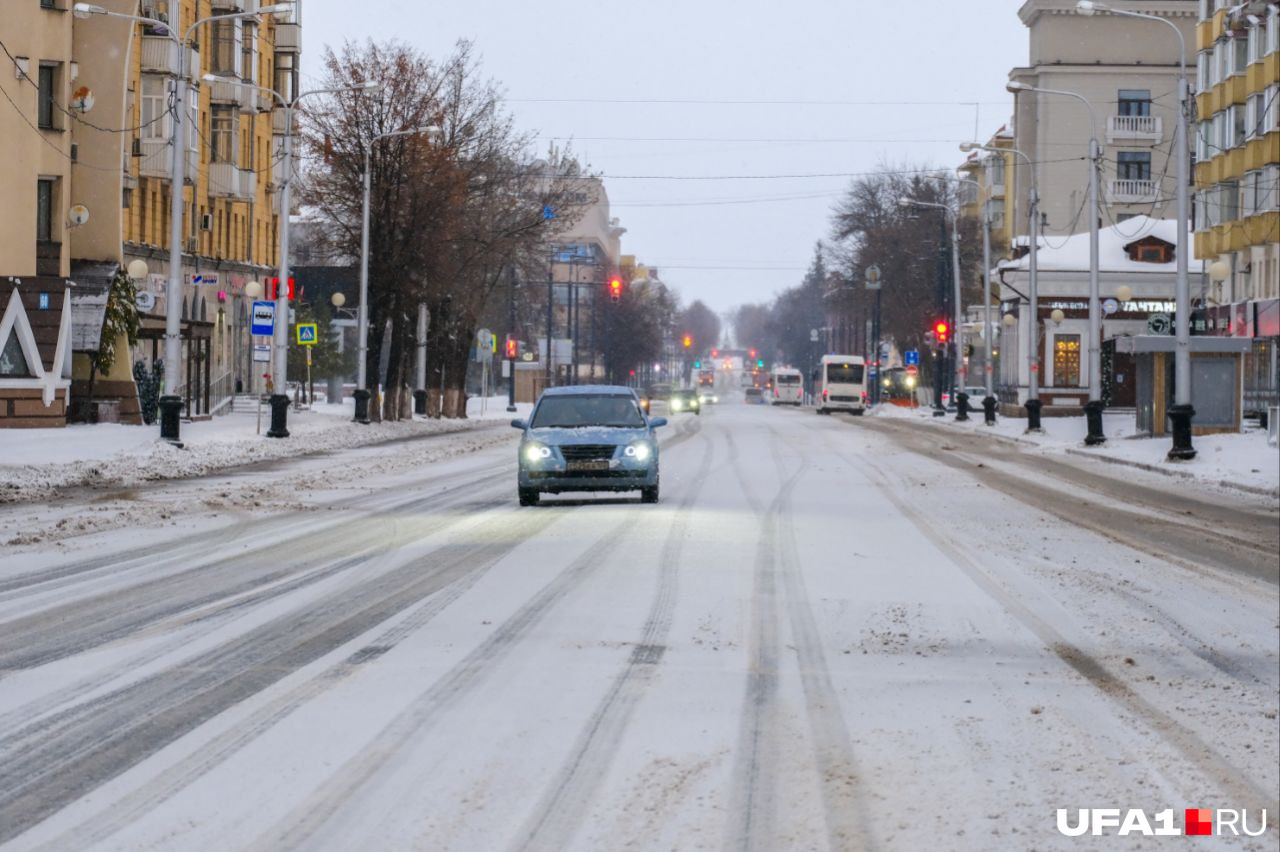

left=1008, top=80, right=1105, bottom=444
left=1077, top=0, right=1194, bottom=459
left=971, top=125, right=1043, bottom=431
left=74, top=1, right=294, bottom=445
left=204, top=75, right=383, bottom=433
left=898, top=195, right=966, bottom=418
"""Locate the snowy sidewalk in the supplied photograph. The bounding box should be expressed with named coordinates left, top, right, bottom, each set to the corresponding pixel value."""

left=0, top=398, right=524, bottom=503
left=869, top=403, right=1279, bottom=496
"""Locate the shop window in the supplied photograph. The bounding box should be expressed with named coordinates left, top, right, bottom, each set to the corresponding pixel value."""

left=1053, top=335, right=1081, bottom=387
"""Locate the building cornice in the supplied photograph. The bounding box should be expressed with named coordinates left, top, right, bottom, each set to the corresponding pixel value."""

left=1019, top=0, right=1197, bottom=26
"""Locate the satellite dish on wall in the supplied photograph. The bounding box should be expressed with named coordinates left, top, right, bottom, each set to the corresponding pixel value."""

left=68, top=204, right=90, bottom=227
left=71, top=86, right=95, bottom=113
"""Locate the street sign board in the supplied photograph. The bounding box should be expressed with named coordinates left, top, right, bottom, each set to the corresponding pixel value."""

left=296, top=323, right=318, bottom=345
left=904, top=349, right=920, bottom=366
left=252, top=344, right=271, bottom=363
left=251, top=301, right=275, bottom=336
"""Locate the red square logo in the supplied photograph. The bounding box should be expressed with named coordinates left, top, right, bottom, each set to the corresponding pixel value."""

left=1186, top=808, right=1212, bottom=836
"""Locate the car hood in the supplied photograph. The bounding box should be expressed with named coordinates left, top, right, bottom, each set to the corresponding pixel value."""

left=526, top=426, right=651, bottom=444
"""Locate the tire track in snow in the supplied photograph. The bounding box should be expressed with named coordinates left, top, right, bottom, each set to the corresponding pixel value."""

left=0, top=469, right=511, bottom=675
left=248, top=505, right=650, bottom=851
left=847, top=445, right=1276, bottom=819
left=769, top=436, right=873, bottom=852
left=511, top=427, right=717, bottom=852
left=721, top=423, right=804, bottom=852
left=27, top=501, right=535, bottom=852
left=0, top=501, right=554, bottom=847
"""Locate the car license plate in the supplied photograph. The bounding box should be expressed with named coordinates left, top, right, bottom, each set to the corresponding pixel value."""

left=567, top=460, right=609, bottom=472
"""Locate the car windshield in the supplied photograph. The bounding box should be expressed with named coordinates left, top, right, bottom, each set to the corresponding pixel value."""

left=775, top=374, right=801, bottom=385
left=530, top=394, right=645, bottom=428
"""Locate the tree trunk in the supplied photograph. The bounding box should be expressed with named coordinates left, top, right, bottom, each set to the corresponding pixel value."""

left=382, top=311, right=407, bottom=421
left=441, top=321, right=472, bottom=418
left=424, top=299, right=447, bottom=418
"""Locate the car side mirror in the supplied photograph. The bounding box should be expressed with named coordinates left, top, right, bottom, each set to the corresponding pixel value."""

left=510, top=419, right=527, bottom=430
left=648, top=417, right=668, bottom=428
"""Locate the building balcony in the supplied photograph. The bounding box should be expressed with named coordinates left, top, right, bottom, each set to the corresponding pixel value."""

left=208, top=162, right=253, bottom=200
left=208, top=77, right=241, bottom=104
left=137, top=137, right=169, bottom=178
left=140, top=35, right=177, bottom=74
left=1109, top=178, right=1160, bottom=204
left=1107, top=114, right=1163, bottom=144
left=209, top=0, right=244, bottom=10
left=274, top=22, right=300, bottom=52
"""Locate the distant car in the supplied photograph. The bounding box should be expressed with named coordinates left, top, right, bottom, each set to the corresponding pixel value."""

left=697, top=388, right=719, bottom=405
left=646, top=383, right=672, bottom=401
left=670, top=388, right=700, bottom=415
left=744, top=387, right=764, bottom=404
left=512, top=385, right=667, bottom=506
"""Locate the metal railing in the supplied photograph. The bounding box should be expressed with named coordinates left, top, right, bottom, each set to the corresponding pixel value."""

left=209, top=369, right=237, bottom=416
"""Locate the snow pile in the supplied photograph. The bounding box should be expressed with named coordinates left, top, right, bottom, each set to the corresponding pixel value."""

left=0, top=410, right=503, bottom=503
left=871, top=403, right=1279, bottom=495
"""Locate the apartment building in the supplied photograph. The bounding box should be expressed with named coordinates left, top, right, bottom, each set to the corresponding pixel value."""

left=120, top=0, right=297, bottom=415
left=1009, top=0, right=1198, bottom=237
left=958, top=122, right=1017, bottom=253
left=1, top=0, right=297, bottom=429
left=0, top=0, right=83, bottom=426
left=1192, top=1, right=1279, bottom=414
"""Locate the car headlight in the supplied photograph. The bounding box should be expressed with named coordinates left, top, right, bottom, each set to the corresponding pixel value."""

left=524, top=443, right=552, bottom=463
left=671, top=400, right=682, bottom=410
left=624, top=442, right=652, bottom=462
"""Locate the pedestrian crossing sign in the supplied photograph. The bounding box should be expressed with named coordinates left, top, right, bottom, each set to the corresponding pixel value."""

left=296, top=323, right=318, bottom=345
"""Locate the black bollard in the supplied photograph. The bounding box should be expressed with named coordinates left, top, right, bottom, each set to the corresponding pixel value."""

left=1025, top=397, right=1043, bottom=432
left=955, top=391, right=970, bottom=422
left=982, top=395, right=997, bottom=426
left=413, top=389, right=427, bottom=416
left=1084, top=399, right=1106, bottom=446
left=353, top=388, right=370, bottom=424
left=158, top=395, right=183, bottom=447
left=1166, top=403, right=1197, bottom=460
left=266, top=393, right=290, bottom=438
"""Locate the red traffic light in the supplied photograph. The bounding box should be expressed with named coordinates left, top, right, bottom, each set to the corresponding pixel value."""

left=748, top=349, right=757, bottom=359
left=934, top=320, right=950, bottom=342
left=608, top=277, right=623, bottom=302
left=682, top=334, right=692, bottom=348
left=505, top=336, right=517, bottom=359
left=711, top=349, right=719, bottom=358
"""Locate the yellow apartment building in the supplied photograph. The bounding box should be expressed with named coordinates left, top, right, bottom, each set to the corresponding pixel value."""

left=1193, top=0, right=1279, bottom=413
left=958, top=123, right=1017, bottom=255
left=0, top=0, right=295, bottom=427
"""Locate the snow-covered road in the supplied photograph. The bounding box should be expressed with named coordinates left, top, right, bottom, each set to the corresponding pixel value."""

left=1, top=405, right=1276, bottom=851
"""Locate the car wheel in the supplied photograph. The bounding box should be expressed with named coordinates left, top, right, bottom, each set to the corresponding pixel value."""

left=640, top=482, right=660, bottom=504
left=852, top=409, right=865, bottom=417
left=518, top=488, right=540, bottom=506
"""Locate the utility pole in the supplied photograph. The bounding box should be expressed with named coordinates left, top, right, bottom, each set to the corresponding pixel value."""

left=507, top=266, right=517, bottom=412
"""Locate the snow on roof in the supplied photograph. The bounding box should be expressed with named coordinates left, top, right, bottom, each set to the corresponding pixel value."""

left=997, top=216, right=1191, bottom=274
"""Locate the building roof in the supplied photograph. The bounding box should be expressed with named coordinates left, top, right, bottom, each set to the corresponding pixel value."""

left=997, top=216, right=1194, bottom=274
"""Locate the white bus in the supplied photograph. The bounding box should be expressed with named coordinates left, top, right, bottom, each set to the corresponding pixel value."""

left=816, top=355, right=867, bottom=415
left=769, top=367, right=803, bottom=405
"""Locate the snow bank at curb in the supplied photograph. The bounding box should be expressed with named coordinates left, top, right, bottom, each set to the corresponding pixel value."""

left=867, top=403, right=1279, bottom=497
left=0, top=415, right=501, bottom=504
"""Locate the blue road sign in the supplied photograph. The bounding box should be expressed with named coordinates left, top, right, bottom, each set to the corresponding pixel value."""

left=251, top=301, right=275, bottom=336
left=904, top=349, right=920, bottom=366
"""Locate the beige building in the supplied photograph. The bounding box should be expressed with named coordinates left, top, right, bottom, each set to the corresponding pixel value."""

left=1009, top=0, right=1198, bottom=238
left=959, top=122, right=1017, bottom=253
left=1, top=0, right=296, bottom=428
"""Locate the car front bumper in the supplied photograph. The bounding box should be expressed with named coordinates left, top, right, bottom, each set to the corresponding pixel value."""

left=519, top=461, right=658, bottom=493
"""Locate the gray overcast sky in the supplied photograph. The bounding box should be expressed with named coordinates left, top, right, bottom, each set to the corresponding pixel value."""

left=300, top=1, right=1028, bottom=316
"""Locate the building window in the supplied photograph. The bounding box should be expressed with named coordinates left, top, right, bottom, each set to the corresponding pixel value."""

left=210, top=18, right=241, bottom=75
left=1197, top=51, right=1211, bottom=91
left=37, top=178, right=54, bottom=242
left=37, top=63, right=58, bottom=129
left=1053, top=335, right=1081, bottom=387
left=1117, top=89, right=1151, bottom=117
left=272, top=51, right=296, bottom=105
left=0, top=331, right=33, bottom=377
left=140, top=75, right=169, bottom=140
left=1232, top=36, right=1249, bottom=75
left=1220, top=179, right=1240, bottom=222
left=1117, top=152, right=1151, bottom=181
left=241, top=22, right=258, bottom=83
left=1261, top=165, right=1279, bottom=212
left=1269, top=6, right=1279, bottom=55
left=1242, top=171, right=1259, bottom=217
left=986, top=154, right=1006, bottom=189
left=210, top=105, right=234, bottom=163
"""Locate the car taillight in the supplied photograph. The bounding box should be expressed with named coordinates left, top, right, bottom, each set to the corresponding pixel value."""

left=822, top=389, right=828, bottom=400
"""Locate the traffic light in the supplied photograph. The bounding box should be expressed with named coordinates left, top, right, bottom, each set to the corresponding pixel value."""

left=749, top=349, right=757, bottom=359
left=756, top=358, right=764, bottom=368
left=693, top=360, right=702, bottom=369
left=934, top=320, right=950, bottom=345
left=711, top=349, right=719, bottom=358
left=682, top=334, right=692, bottom=349
left=505, top=336, right=517, bottom=359
left=608, top=277, right=623, bottom=302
